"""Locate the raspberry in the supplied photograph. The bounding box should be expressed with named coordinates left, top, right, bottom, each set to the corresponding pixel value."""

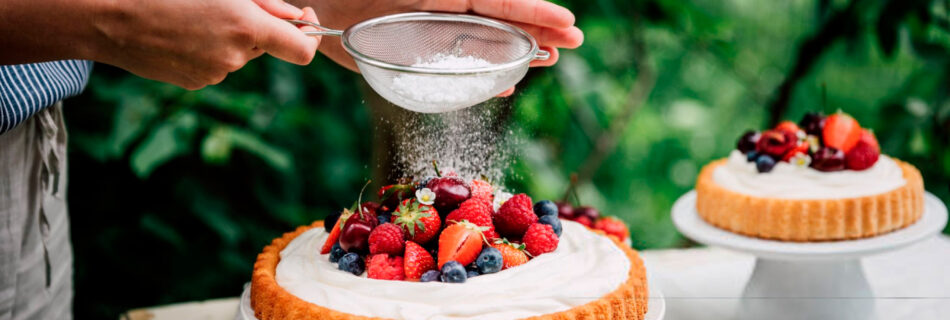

left=446, top=198, right=494, bottom=237
left=493, top=193, right=537, bottom=237
left=470, top=179, right=494, bottom=202
left=367, top=254, right=405, bottom=280
left=523, top=223, right=559, bottom=256
left=845, top=129, right=880, bottom=170
left=368, top=223, right=405, bottom=255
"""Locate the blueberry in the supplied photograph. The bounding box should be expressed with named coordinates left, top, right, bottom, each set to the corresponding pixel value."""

left=325, top=210, right=342, bottom=232
left=475, top=247, right=503, bottom=274
left=755, top=154, right=777, bottom=173
left=533, top=200, right=559, bottom=218
left=420, top=270, right=442, bottom=282
left=538, top=215, right=562, bottom=237
left=467, top=270, right=480, bottom=278
left=440, top=261, right=467, bottom=283
left=377, top=212, right=392, bottom=226
left=746, top=151, right=760, bottom=163
left=329, top=243, right=346, bottom=263
left=337, top=252, right=364, bottom=276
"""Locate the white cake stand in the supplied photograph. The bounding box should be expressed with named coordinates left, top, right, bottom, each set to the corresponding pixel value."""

left=237, top=282, right=667, bottom=320
left=672, top=190, right=948, bottom=320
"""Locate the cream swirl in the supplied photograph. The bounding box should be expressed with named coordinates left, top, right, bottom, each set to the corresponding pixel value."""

left=712, top=150, right=906, bottom=199
left=274, top=221, right=630, bottom=320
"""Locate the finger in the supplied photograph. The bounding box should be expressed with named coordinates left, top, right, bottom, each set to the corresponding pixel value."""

left=252, top=0, right=305, bottom=19
left=528, top=46, right=558, bottom=67
left=469, top=0, right=576, bottom=29
left=496, top=87, right=516, bottom=97
left=253, top=9, right=319, bottom=65
left=508, top=23, right=583, bottom=49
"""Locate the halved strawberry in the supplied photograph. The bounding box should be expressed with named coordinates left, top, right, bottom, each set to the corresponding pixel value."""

left=437, top=221, right=486, bottom=269
left=320, top=216, right=342, bottom=254
left=404, top=241, right=436, bottom=281
left=822, top=112, right=861, bottom=153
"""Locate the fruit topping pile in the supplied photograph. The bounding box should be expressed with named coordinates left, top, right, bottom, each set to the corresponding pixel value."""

left=321, top=166, right=569, bottom=284
left=552, top=201, right=630, bottom=243
left=737, top=111, right=880, bottom=173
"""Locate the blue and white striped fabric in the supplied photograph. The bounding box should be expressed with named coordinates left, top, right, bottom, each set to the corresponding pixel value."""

left=0, top=60, right=93, bottom=134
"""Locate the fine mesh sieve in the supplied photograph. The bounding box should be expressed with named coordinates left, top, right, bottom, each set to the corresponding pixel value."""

left=288, top=12, right=550, bottom=113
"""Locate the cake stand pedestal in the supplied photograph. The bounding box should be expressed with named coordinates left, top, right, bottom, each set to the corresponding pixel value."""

left=672, top=191, right=947, bottom=320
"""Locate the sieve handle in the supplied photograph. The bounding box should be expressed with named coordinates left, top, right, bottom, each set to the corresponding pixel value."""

left=534, top=50, right=551, bottom=61
left=285, top=19, right=343, bottom=37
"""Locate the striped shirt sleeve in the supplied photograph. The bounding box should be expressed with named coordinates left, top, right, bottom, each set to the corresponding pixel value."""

left=0, top=60, right=93, bottom=135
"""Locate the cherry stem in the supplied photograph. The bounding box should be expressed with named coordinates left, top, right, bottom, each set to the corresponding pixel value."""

left=431, top=160, right=442, bottom=178
left=356, top=179, right=372, bottom=218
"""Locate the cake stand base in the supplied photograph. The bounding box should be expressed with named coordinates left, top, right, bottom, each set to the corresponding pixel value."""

left=672, top=191, right=947, bottom=320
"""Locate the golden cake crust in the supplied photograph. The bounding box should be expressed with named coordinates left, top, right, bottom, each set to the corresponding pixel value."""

left=695, top=159, right=924, bottom=241
left=251, top=221, right=649, bottom=320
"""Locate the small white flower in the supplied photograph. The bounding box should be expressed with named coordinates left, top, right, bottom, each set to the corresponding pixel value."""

left=790, top=153, right=812, bottom=167
left=806, top=135, right=820, bottom=153
left=796, top=130, right=807, bottom=141
left=416, top=188, right=436, bottom=205
left=493, top=191, right=513, bottom=212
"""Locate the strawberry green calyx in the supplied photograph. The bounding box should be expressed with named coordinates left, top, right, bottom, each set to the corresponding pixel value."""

left=448, top=219, right=491, bottom=244
left=394, top=200, right=432, bottom=238
left=493, top=238, right=526, bottom=251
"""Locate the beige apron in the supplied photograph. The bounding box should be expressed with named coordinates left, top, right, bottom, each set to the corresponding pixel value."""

left=0, top=103, right=72, bottom=320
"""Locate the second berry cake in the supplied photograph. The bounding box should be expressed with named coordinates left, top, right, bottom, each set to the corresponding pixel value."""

left=696, top=111, right=925, bottom=241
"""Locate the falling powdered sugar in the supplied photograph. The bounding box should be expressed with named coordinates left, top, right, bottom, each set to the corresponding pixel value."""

left=390, top=54, right=498, bottom=110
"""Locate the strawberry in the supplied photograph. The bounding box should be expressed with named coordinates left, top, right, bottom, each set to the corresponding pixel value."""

left=392, top=199, right=441, bottom=245
left=378, top=184, right=414, bottom=211
left=493, top=193, right=538, bottom=237
left=320, top=218, right=342, bottom=254
left=437, top=221, right=486, bottom=269
left=781, top=141, right=810, bottom=161
left=775, top=121, right=801, bottom=135
left=367, top=254, right=405, bottom=281
left=368, top=223, right=405, bottom=255
left=446, top=198, right=495, bottom=237
left=822, top=112, right=862, bottom=153
left=491, top=240, right=529, bottom=270
left=404, top=241, right=435, bottom=281
left=469, top=179, right=494, bottom=202
left=756, top=129, right=798, bottom=159
left=574, top=215, right=593, bottom=228
left=523, top=223, right=559, bottom=256
left=594, top=216, right=630, bottom=242
left=845, top=129, right=880, bottom=170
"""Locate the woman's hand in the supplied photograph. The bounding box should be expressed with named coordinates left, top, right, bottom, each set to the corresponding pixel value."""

left=89, top=0, right=321, bottom=89
left=296, top=0, right=584, bottom=73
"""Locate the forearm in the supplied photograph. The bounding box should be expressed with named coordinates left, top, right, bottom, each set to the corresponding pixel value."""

left=0, top=0, right=110, bottom=64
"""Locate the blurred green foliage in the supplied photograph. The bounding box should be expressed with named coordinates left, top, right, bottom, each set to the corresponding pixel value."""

left=61, top=0, right=949, bottom=318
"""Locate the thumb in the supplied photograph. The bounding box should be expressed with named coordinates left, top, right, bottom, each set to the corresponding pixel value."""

left=254, top=7, right=320, bottom=65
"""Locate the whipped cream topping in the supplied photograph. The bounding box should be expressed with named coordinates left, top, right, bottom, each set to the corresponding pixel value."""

left=712, top=150, right=906, bottom=199
left=274, top=221, right=630, bottom=320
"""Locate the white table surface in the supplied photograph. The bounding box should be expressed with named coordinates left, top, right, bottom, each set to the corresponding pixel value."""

left=641, top=235, right=950, bottom=320
left=122, top=235, right=950, bottom=320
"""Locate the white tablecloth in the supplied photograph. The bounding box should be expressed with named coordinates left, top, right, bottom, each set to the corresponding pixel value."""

left=122, top=235, right=950, bottom=320
left=641, top=235, right=950, bottom=320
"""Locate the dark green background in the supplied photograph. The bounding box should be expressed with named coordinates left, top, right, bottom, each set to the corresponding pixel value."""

left=60, top=0, right=949, bottom=318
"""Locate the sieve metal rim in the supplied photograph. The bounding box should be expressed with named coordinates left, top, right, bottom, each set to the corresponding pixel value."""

left=341, top=12, right=541, bottom=75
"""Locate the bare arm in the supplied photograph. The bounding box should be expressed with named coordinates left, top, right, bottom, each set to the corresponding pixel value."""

left=0, top=0, right=322, bottom=89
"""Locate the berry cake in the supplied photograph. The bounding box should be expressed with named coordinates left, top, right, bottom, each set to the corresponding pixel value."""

left=251, top=174, right=648, bottom=319
left=696, top=111, right=924, bottom=241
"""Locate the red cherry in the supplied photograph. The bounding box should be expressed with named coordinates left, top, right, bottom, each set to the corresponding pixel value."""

left=556, top=202, right=575, bottom=219
left=574, top=206, right=600, bottom=221
left=811, top=147, right=846, bottom=172
left=426, top=177, right=471, bottom=216
left=756, top=129, right=798, bottom=159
